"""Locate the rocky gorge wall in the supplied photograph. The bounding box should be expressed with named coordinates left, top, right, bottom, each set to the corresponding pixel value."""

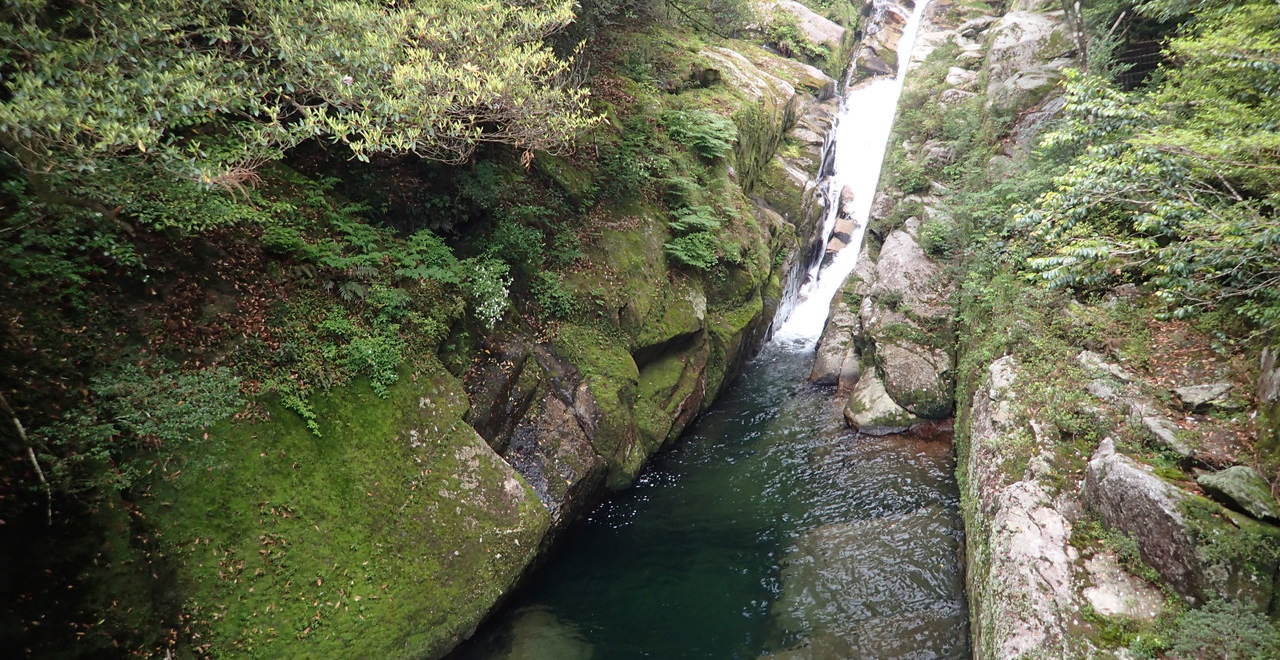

left=104, top=6, right=911, bottom=659
left=810, top=0, right=1280, bottom=658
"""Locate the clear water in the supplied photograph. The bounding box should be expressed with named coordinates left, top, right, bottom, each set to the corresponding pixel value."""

left=451, top=347, right=968, bottom=660
left=453, top=3, right=970, bottom=656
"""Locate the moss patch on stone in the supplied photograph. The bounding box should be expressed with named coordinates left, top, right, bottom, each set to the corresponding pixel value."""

left=549, top=323, right=643, bottom=485
left=142, top=360, right=549, bottom=660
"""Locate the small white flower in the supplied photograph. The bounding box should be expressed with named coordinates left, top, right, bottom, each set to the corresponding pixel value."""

left=341, top=75, right=354, bottom=86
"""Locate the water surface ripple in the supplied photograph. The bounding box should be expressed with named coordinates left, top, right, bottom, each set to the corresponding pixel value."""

left=453, top=347, right=969, bottom=659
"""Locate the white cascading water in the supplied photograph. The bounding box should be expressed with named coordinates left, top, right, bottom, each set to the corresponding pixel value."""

left=772, top=0, right=932, bottom=349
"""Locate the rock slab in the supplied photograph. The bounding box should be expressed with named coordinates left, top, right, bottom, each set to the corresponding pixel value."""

left=1197, top=465, right=1280, bottom=523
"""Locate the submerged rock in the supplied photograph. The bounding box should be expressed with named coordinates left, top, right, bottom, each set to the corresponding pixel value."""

left=1197, top=465, right=1280, bottom=523
left=473, top=605, right=595, bottom=660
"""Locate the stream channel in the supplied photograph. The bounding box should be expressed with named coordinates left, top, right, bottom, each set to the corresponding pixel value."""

left=454, top=3, right=969, bottom=657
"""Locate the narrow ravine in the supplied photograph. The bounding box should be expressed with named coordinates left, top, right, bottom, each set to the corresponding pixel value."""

left=451, top=3, right=969, bottom=657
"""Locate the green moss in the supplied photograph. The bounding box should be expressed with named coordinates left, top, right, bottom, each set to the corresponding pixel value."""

left=143, top=361, right=549, bottom=660
left=533, top=153, right=596, bottom=202
left=634, top=340, right=707, bottom=452
left=634, top=279, right=706, bottom=351
left=550, top=323, right=643, bottom=485
left=703, top=293, right=764, bottom=397
left=759, top=158, right=808, bottom=223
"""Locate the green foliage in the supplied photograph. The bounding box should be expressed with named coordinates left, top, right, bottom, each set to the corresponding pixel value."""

left=663, top=206, right=724, bottom=270
left=533, top=271, right=579, bottom=319
left=0, top=0, right=599, bottom=227
left=547, top=230, right=586, bottom=268
left=1181, top=497, right=1280, bottom=576
left=39, top=359, right=243, bottom=493
left=661, top=110, right=738, bottom=159
left=599, top=116, right=659, bottom=201
left=664, top=0, right=755, bottom=36
left=1019, top=0, right=1280, bottom=336
left=664, top=231, right=721, bottom=270
left=461, top=258, right=512, bottom=330
left=1167, top=600, right=1280, bottom=660
left=892, top=158, right=931, bottom=194
left=766, top=10, right=830, bottom=62
left=919, top=219, right=959, bottom=257
left=487, top=219, right=546, bottom=278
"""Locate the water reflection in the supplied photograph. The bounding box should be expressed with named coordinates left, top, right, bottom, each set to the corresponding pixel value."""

left=453, top=346, right=968, bottom=659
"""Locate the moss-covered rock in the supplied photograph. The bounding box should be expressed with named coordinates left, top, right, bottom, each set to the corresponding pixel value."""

left=144, top=360, right=550, bottom=660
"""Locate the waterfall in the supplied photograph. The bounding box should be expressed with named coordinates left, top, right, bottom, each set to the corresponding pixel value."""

left=772, top=0, right=933, bottom=349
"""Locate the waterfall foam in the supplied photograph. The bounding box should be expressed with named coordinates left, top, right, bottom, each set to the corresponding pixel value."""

left=771, top=0, right=933, bottom=350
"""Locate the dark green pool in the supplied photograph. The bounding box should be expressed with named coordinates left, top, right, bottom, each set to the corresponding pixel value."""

left=452, top=344, right=969, bottom=659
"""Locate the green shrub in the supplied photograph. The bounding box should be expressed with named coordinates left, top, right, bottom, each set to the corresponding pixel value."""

left=660, top=110, right=738, bottom=159
left=533, top=271, right=579, bottom=319
left=486, top=218, right=545, bottom=277
left=892, top=158, right=931, bottom=194
left=461, top=258, right=512, bottom=329
left=664, top=232, right=721, bottom=270
left=920, top=219, right=959, bottom=257
left=663, top=206, right=724, bottom=270
left=41, top=359, right=243, bottom=493
left=766, top=10, right=829, bottom=62
left=1168, top=600, right=1280, bottom=660
left=547, top=231, right=585, bottom=268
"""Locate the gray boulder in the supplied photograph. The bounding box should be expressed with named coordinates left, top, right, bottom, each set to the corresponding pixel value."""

left=775, top=0, right=845, bottom=49
left=844, top=370, right=921, bottom=435
left=859, top=230, right=954, bottom=418
left=984, top=11, right=1075, bottom=114
left=1173, top=382, right=1236, bottom=413
left=1084, top=439, right=1280, bottom=609
left=1197, top=465, right=1280, bottom=523
left=810, top=293, right=861, bottom=390
left=1084, top=438, right=1203, bottom=601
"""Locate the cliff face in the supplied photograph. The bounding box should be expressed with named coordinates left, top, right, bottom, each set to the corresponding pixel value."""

left=97, top=11, right=873, bottom=660
left=812, top=0, right=1280, bottom=657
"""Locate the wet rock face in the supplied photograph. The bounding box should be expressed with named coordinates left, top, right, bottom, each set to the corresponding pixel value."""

left=810, top=294, right=861, bottom=389
left=844, top=369, right=922, bottom=434
left=856, top=230, right=955, bottom=419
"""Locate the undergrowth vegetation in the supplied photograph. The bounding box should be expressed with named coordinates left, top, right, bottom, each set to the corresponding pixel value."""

left=873, top=0, right=1280, bottom=655
left=0, top=0, right=859, bottom=655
